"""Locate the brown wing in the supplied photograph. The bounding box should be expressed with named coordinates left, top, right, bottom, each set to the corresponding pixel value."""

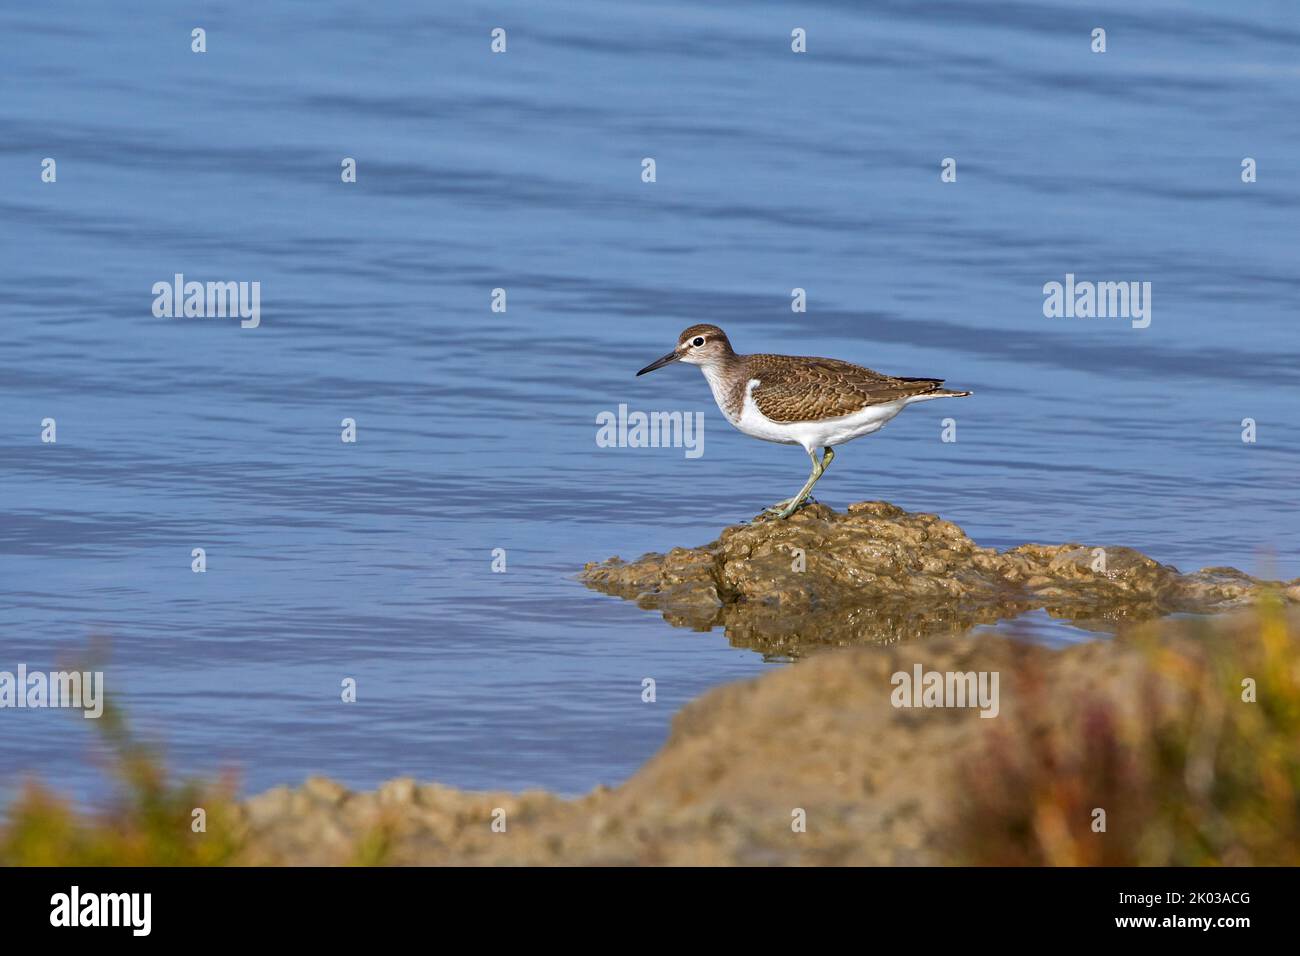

left=748, top=354, right=945, bottom=423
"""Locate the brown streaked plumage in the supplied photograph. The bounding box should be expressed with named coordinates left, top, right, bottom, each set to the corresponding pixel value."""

left=746, top=355, right=959, bottom=423
left=636, top=324, right=971, bottom=518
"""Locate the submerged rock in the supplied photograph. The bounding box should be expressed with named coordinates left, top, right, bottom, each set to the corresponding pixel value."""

left=580, top=501, right=1294, bottom=654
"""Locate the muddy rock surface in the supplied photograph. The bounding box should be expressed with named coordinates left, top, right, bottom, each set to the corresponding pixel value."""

left=580, top=501, right=1295, bottom=654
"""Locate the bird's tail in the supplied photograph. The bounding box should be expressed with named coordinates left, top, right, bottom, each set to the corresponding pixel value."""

left=897, top=376, right=972, bottom=399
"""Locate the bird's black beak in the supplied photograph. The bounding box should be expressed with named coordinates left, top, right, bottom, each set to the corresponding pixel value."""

left=636, top=350, right=680, bottom=376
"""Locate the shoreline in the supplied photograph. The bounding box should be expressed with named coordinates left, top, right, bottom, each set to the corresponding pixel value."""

left=218, top=604, right=1298, bottom=865
left=4, top=502, right=1297, bottom=865
left=10, top=604, right=1294, bottom=866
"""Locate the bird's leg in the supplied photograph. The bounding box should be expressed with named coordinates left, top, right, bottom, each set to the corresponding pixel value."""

left=767, top=446, right=836, bottom=510
left=766, top=448, right=827, bottom=519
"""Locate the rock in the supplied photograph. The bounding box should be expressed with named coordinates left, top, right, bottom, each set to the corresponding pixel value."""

left=241, top=785, right=294, bottom=828
left=376, top=777, right=417, bottom=807
left=302, top=776, right=348, bottom=806
left=580, top=501, right=1296, bottom=654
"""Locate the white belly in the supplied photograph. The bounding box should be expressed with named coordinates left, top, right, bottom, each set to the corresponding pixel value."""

left=706, top=374, right=932, bottom=453
left=737, top=391, right=906, bottom=450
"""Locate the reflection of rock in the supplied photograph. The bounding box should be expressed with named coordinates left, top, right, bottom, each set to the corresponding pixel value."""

left=581, top=501, right=1294, bottom=653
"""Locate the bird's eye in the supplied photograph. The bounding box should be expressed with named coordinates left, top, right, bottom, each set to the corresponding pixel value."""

left=692, top=337, right=705, bottom=347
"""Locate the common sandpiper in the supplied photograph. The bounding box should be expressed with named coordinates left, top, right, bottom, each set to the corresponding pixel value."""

left=637, top=324, right=971, bottom=518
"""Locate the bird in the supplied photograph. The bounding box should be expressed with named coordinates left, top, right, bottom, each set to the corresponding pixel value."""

left=636, top=324, right=970, bottom=518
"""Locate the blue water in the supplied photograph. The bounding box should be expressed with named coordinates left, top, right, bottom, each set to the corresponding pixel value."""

left=2, top=1, right=1297, bottom=807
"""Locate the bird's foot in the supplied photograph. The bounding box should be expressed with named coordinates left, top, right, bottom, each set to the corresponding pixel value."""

left=762, top=496, right=816, bottom=519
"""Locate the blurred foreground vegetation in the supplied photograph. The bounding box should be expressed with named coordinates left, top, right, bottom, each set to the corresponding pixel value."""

left=0, top=695, right=240, bottom=865
left=950, top=596, right=1300, bottom=865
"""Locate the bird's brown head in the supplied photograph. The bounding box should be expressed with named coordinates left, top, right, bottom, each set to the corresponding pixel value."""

left=636, top=324, right=734, bottom=376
